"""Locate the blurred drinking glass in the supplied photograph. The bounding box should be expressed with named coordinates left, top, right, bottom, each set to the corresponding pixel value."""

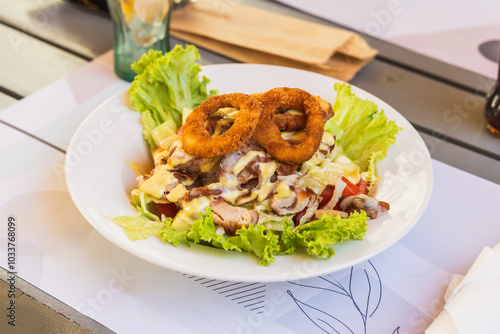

left=106, top=0, right=174, bottom=81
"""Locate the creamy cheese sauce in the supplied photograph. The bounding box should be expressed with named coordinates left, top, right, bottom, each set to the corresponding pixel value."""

left=199, top=157, right=220, bottom=174
left=219, top=172, right=238, bottom=188
left=152, top=149, right=170, bottom=166
left=166, top=140, right=194, bottom=168
left=212, top=107, right=238, bottom=137
left=139, top=165, right=179, bottom=198
left=233, top=151, right=267, bottom=174
left=273, top=181, right=293, bottom=199
left=172, top=196, right=212, bottom=231
left=165, top=184, right=188, bottom=202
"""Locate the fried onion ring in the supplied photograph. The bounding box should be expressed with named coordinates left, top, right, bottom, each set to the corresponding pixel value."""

left=252, top=93, right=333, bottom=132
left=252, top=87, right=324, bottom=164
left=182, top=93, right=263, bottom=158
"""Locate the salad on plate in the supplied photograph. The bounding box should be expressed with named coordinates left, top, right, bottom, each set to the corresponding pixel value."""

left=110, top=45, right=400, bottom=266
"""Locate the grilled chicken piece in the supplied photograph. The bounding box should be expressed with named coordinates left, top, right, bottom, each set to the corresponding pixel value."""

left=270, top=188, right=317, bottom=215
left=211, top=200, right=259, bottom=235
left=339, top=194, right=390, bottom=219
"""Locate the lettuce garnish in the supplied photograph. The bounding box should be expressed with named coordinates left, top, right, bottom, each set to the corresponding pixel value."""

left=158, top=209, right=367, bottom=266
left=112, top=209, right=368, bottom=266
left=109, top=215, right=165, bottom=241
left=325, top=83, right=401, bottom=182
left=160, top=208, right=280, bottom=266
left=129, top=45, right=218, bottom=151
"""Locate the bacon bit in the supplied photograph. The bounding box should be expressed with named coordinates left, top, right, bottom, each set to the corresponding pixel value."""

left=240, top=178, right=259, bottom=190
left=276, top=162, right=298, bottom=176
left=184, top=187, right=222, bottom=202
left=293, top=206, right=308, bottom=226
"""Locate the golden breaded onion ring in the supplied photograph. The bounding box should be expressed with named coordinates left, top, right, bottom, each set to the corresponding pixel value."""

left=182, top=93, right=263, bottom=158
left=252, top=93, right=333, bottom=132
left=252, top=87, right=324, bottom=164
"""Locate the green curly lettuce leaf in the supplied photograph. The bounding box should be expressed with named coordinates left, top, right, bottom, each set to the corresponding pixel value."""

left=233, top=224, right=281, bottom=266
left=293, top=211, right=368, bottom=259
left=109, top=215, right=165, bottom=241
left=129, top=45, right=218, bottom=151
left=160, top=209, right=279, bottom=266
left=325, top=83, right=401, bottom=181
left=157, top=209, right=368, bottom=266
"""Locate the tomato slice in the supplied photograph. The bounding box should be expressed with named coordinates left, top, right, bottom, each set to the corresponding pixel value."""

left=341, top=176, right=363, bottom=197
left=319, top=177, right=369, bottom=210
left=154, top=202, right=179, bottom=219
left=356, top=178, right=370, bottom=195
left=318, top=185, right=335, bottom=209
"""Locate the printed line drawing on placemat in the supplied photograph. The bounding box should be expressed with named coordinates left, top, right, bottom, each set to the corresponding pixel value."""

left=285, top=261, right=400, bottom=334
left=183, top=275, right=268, bottom=314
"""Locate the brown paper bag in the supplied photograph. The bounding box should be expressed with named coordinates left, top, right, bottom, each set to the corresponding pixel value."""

left=171, top=0, right=377, bottom=81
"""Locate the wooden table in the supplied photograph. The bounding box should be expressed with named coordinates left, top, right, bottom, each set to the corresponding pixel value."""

left=1, top=0, right=499, bottom=332
left=1, top=0, right=498, bottom=184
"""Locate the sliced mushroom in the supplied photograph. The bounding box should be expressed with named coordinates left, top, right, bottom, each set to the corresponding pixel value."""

left=211, top=200, right=258, bottom=235
left=339, top=194, right=390, bottom=219
left=277, top=174, right=299, bottom=188
left=139, top=166, right=191, bottom=200
left=271, top=188, right=317, bottom=215
left=270, top=192, right=297, bottom=215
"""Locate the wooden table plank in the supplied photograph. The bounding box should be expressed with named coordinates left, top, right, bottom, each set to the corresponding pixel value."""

left=350, top=60, right=500, bottom=159
left=418, top=131, right=500, bottom=185
left=0, top=23, right=87, bottom=97
left=0, top=0, right=113, bottom=59
left=0, top=267, right=113, bottom=334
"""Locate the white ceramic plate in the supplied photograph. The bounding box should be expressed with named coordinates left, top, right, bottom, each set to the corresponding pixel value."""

left=65, top=64, right=433, bottom=282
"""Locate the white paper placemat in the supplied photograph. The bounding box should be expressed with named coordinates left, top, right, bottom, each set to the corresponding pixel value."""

left=1, top=52, right=500, bottom=333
